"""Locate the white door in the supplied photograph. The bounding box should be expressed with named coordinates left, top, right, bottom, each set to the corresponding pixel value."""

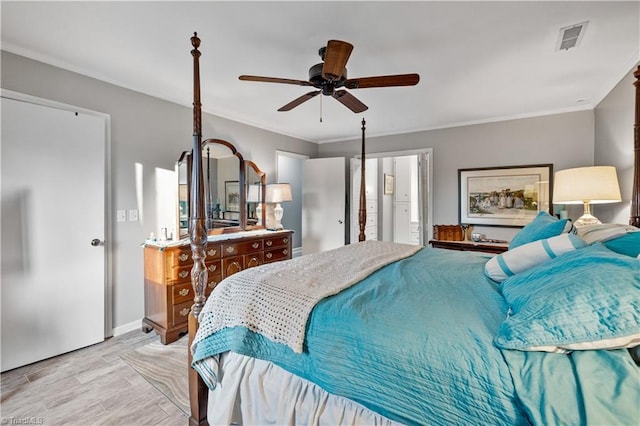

left=1, top=96, right=106, bottom=371
left=302, top=157, right=345, bottom=255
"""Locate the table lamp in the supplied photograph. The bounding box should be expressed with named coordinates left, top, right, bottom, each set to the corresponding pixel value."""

left=265, top=183, right=292, bottom=230
left=553, top=166, right=622, bottom=227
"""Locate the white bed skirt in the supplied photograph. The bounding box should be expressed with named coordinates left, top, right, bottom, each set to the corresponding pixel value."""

left=207, top=351, right=400, bottom=426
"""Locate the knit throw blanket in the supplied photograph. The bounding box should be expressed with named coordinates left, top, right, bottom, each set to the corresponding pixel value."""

left=192, top=240, right=422, bottom=354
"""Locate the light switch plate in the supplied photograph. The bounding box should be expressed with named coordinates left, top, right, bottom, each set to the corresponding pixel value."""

left=128, top=209, right=138, bottom=222
left=116, top=210, right=126, bottom=222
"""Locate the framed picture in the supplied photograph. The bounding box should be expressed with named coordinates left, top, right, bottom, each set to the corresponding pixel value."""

left=225, top=180, right=240, bottom=212
left=458, top=164, right=553, bottom=227
left=384, top=174, right=395, bottom=195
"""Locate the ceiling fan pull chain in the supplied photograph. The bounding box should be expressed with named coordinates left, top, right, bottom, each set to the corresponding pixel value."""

left=319, top=95, right=323, bottom=123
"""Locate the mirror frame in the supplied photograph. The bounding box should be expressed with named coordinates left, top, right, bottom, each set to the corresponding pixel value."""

left=245, top=160, right=266, bottom=231
left=176, top=150, right=192, bottom=239
left=176, top=138, right=268, bottom=238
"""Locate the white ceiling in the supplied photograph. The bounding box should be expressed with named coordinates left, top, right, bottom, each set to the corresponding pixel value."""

left=2, top=1, right=638, bottom=144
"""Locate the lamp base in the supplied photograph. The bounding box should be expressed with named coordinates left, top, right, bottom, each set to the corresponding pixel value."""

left=273, top=203, right=284, bottom=230
left=573, top=213, right=602, bottom=228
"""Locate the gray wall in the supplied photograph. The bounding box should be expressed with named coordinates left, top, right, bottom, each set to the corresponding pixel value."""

left=319, top=110, right=595, bottom=241
left=1, top=51, right=317, bottom=332
left=594, top=63, right=638, bottom=224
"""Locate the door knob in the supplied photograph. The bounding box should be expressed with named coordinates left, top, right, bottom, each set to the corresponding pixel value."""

left=90, top=239, right=103, bottom=247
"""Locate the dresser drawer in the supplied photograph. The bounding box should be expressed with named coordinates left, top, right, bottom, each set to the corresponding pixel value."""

left=205, top=244, right=221, bottom=259
left=172, top=282, right=193, bottom=304
left=244, top=252, right=263, bottom=269
left=167, top=264, right=192, bottom=283
left=166, top=247, right=192, bottom=267
left=264, top=247, right=290, bottom=263
left=223, top=256, right=244, bottom=277
left=222, top=240, right=263, bottom=257
left=172, top=301, right=192, bottom=326
left=263, top=235, right=290, bottom=249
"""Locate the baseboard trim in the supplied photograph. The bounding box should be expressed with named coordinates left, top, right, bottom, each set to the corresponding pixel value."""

left=112, top=319, right=142, bottom=337
left=292, top=247, right=303, bottom=258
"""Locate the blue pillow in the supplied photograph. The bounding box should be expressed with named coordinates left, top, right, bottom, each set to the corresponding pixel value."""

left=603, top=231, right=640, bottom=258
left=509, top=211, right=569, bottom=249
left=495, top=244, right=640, bottom=352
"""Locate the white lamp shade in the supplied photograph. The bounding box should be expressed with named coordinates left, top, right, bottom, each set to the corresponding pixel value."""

left=553, top=166, right=622, bottom=204
left=265, top=183, right=292, bottom=203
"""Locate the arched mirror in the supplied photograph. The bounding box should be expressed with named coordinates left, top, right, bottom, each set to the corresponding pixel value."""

left=202, top=139, right=244, bottom=233
left=176, top=138, right=267, bottom=238
left=245, top=160, right=266, bottom=229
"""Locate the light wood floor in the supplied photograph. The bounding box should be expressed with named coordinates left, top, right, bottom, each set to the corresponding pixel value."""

left=1, top=330, right=189, bottom=425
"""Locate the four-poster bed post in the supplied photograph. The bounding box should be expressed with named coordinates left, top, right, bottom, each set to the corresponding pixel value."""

left=187, top=32, right=209, bottom=426
left=631, top=65, right=640, bottom=227
left=358, top=118, right=367, bottom=242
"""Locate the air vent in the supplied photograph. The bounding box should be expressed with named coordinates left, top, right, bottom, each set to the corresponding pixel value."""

left=556, top=21, right=589, bottom=51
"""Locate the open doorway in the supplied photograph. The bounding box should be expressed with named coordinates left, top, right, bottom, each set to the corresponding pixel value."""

left=350, top=148, right=432, bottom=246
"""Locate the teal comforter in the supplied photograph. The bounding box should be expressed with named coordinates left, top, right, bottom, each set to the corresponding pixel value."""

left=192, top=246, right=639, bottom=425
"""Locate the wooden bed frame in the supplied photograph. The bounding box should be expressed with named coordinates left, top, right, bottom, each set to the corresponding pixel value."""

left=185, top=33, right=640, bottom=426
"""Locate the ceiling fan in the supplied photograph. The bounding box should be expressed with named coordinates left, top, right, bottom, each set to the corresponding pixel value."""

left=239, top=40, right=420, bottom=113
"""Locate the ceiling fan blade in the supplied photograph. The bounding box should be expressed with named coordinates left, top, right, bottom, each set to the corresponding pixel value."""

left=332, top=90, right=368, bottom=113
left=322, top=40, right=353, bottom=81
left=239, top=75, right=313, bottom=86
left=278, top=91, right=321, bottom=111
left=344, top=73, right=420, bottom=89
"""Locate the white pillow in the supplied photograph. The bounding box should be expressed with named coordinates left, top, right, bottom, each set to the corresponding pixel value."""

left=484, top=233, right=586, bottom=282
left=575, top=223, right=637, bottom=244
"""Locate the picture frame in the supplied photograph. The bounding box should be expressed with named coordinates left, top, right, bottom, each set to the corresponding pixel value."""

left=384, top=174, right=395, bottom=195
left=225, top=180, right=240, bottom=212
left=458, top=164, right=553, bottom=227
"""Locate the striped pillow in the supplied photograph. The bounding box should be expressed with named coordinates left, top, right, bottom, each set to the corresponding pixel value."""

left=575, top=223, right=637, bottom=244
left=485, top=233, right=586, bottom=282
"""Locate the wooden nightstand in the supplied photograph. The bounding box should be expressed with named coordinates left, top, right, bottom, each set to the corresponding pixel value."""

left=429, top=239, right=508, bottom=254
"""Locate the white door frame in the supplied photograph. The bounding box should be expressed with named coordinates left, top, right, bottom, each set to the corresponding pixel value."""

left=352, top=148, right=433, bottom=244
left=2, top=89, right=113, bottom=337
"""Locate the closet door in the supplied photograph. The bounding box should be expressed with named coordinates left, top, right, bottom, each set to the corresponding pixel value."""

left=302, top=157, right=346, bottom=255
left=1, top=96, right=106, bottom=371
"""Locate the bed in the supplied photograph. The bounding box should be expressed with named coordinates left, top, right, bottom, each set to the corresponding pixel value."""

left=185, top=33, right=640, bottom=426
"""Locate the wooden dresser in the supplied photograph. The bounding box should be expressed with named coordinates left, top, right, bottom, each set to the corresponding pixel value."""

left=142, top=230, right=293, bottom=344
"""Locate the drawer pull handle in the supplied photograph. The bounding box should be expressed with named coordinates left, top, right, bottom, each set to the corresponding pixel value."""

left=179, top=253, right=189, bottom=262
left=266, top=240, right=273, bottom=246
left=207, top=249, right=217, bottom=256
left=179, top=288, right=190, bottom=297
left=208, top=264, right=217, bottom=272
left=266, top=252, right=273, bottom=259
left=226, top=246, right=235, bottom=254
left=179, top=271, right=189, bottom=279
left=283, top=249, right=289, bottom=255
left=179, top=308, right=190, bottom=317
left=252, top=242, right=259, bottom=249
left=283, top=238, right=288, bottom=243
